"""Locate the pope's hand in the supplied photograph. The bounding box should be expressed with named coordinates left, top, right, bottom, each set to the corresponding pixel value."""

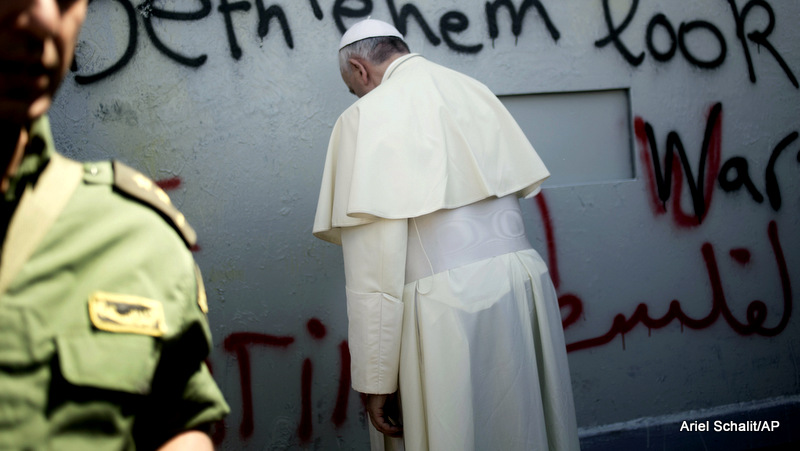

left=366, top=393, right=403, bottom=437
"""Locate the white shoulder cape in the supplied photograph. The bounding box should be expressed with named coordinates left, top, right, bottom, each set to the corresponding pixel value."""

left=313, top=54, right=549, bottom=244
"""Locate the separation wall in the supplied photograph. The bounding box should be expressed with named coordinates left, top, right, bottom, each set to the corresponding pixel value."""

left=51, top=1, right=800, bottom=449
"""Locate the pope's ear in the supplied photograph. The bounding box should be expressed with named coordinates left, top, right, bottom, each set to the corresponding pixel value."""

left=348, top=58, right=370, bottom=85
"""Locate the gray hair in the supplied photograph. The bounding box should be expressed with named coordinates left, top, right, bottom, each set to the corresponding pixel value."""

left=339, top=36, right=410, bottom=74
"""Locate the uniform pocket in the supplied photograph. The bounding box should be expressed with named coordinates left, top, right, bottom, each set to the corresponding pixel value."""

left=56, top=333, right=159, bottom=395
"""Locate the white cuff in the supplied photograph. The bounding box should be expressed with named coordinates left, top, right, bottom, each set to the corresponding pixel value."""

left=346, top=287, right=404, bottom=394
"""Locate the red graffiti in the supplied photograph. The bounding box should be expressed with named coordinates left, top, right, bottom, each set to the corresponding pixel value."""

left=223, top=332, right=294, bottom=438
left=307, top=318, right=327, bottom=339
left=155, top=176, right=182, bottom=190
left=565, top=221, right=791, bottom=352
left=533, top=192, right=586, bottom=331
left=558, top=293, right=585, bottom=331
left=214, top=165, right=792, bottom=444
left=535, top=192, right=560, bottom=287
left=298, top=359, right=313, bottom=443
left=636, top=103, right=723, bottom=227
left=533, top=191, right=791, bottom=353
left=222, top=321, right=353, bottom=443
left=730, top=248, right=751, bottom=264
left=331, top=341, right=351, bottom=427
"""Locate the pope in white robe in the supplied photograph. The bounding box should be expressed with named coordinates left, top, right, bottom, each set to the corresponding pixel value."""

left=313, top=19, right=580, bottom=451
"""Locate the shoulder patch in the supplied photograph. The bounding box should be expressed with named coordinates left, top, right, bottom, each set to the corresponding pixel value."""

left=194, top=264, right=209, bottom=314
left=88, top=291, right=167, bottom=337
left=82, top=161, right=114, bottom=185
left=111, top=161, right=197, bottom=248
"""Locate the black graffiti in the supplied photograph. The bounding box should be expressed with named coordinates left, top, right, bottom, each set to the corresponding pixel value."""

left=677, top=21, right=726, bottom=69
left=649, top=14, right=727, bottom=69
left=597, top=0, right=726, bottom=69
left=308, top=0, right=323, bottom=20
left=218, top=0, right=250, bottom=61
left=74, top=0, right=796, bottom=86
left=641, top=103, right=800, bottom=219
left=75, top=0, right=138, bottom=84
left=595, top=0, right=796, bottom=87
left=440, top=11, right=483, bottom=54
left=218, top=0, right=294, bottom=60
left=75, top=0, right=295, bottom=81
left=331, top=0, right=371, bottom=35
left=595, top=0, right=643, bottom=66
left=385, top=0, right=441, bottom=46
left=141, top=0, right=210, bottom=67
left=718, top=157, right=764, bottom=203
left=643, top=103, right=722, bottom=223
left=719, top=131, right=800, bottom=211
left=645, top=14, right=675, bottom=62
left=257, top=1, right=294, bottom=49
left=485, top=0, right=560, bottom=44
left=332, top=0, right=559, bottom=51
left=74, top=0, right=563, bottom=83
left=728, top=0, right=799, bottom=89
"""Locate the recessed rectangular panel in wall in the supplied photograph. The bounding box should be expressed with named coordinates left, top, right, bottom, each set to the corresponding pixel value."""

left=499, top=89, right=633, bottom=187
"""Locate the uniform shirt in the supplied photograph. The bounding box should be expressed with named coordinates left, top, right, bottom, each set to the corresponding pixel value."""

left=0, top=117, right=229, bottom=450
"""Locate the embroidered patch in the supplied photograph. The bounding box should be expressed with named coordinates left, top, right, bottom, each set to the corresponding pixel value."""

left=88, top=292, right=167, bottom=337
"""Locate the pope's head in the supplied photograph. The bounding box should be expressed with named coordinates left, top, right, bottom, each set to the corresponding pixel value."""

left=0, top=0, right=89, bottom=126
left=338, top=19, right=409, bottom=98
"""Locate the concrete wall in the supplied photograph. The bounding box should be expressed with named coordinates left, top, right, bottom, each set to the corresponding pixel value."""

left=50, top=0, right=800, bottom=449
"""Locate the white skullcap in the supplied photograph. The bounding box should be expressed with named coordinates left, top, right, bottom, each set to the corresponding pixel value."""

left=338, top=18, right=404, bottom=50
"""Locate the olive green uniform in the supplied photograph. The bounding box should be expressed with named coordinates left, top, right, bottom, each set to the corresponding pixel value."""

left=0, top=117, right=229, bottom=450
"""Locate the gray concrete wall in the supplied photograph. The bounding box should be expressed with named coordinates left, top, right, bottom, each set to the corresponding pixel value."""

left=50, top=0, right=800, bottom=449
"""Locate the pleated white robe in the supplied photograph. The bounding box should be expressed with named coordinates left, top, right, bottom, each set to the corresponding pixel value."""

left=339, top=215, right=578, bottom=451
left=314, top=53, right=579, bottom=451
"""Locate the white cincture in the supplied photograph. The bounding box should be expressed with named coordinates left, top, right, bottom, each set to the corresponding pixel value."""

left=406, top=195, right=532, bottom=283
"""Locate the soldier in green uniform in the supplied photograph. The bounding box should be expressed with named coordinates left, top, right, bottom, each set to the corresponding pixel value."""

left=0, top=1, right=229, bottom=449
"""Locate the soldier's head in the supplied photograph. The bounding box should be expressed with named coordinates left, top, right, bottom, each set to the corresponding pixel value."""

left=338, top=19, right=409, bottom=98
left=0, top=0, right=89, bottom=126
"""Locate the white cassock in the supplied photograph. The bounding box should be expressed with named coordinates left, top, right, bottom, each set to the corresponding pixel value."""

left=313, top=53, right=579, bottom=451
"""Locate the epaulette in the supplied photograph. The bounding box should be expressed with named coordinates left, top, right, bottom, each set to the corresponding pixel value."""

left=82, top=160, right=197, bottom=248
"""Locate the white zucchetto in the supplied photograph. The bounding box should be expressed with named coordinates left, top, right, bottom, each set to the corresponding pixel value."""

left=339, top=18, right=404, bottom=50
